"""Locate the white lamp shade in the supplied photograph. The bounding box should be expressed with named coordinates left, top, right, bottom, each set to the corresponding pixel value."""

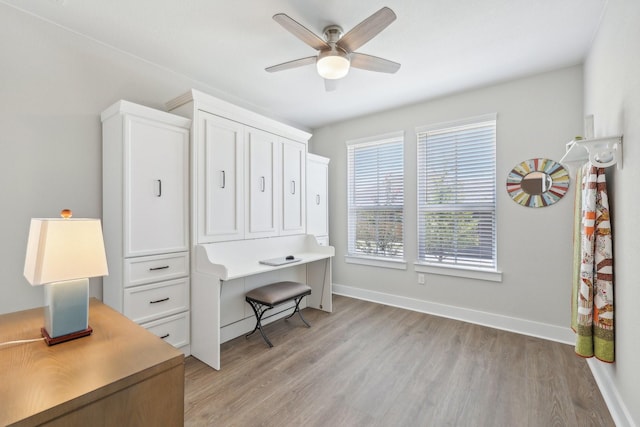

left=24, top=218, right=109, bottom=286
left=317, top=52, right=350, bottom=80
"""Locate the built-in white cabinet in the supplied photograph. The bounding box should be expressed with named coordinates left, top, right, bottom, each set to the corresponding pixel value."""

left=167, top=89, right=311, bottom=244
left=197, top=111, right=245, bottom=243
left=307, top=154, right=330, bottom=245
left=162, top=90, right=334, bottom=371
left=246, top=127, right=278, bottom=238
left=101, top=100, right=191, bottom=354
left=281, top=138, right=306, bottom=235
left=125, top=122, right=188, bottom=257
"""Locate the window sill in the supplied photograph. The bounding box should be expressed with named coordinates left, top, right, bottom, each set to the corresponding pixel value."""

left=345, top=255, right=407, bottom=270
left=414, top=262, right=502, bottom=282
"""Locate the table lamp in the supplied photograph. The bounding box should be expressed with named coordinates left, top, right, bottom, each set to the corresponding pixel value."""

left=23, top=209, right=108, bottom=345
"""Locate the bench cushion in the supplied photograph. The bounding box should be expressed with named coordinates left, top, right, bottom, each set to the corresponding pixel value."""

left=245, top=281, right=311, bottom=306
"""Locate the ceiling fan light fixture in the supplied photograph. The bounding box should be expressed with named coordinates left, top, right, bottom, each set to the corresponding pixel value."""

left=316, top=49, right=350, bottom=80
left=268, top=8, right=399, bottom=89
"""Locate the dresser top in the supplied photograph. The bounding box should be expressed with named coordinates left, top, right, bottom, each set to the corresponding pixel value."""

left=0, top=298, right=184, bottom=426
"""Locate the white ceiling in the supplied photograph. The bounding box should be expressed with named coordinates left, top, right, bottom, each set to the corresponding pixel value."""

left=2, top=0, right=607, bottom=129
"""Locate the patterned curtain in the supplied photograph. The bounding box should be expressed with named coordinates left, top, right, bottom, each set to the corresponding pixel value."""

left=572, top=164, right=614, bottom=362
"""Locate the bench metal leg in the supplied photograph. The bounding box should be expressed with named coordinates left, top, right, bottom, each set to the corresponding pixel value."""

left=245, top=294, right=312, bottom=348
left=245, top=299, right=274, bottom=347
left=284, top=295, right=311, bottom=328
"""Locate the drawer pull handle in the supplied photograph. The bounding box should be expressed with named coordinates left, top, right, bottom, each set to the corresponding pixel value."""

left=160, top=333, right=170, bottom=339
left=149, top=265, right=170, bottom=271
left=150, top=297, right=170, bottom=304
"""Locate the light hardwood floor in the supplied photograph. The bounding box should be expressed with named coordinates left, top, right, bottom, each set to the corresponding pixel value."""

left=184, top=295, right=614, bottom=426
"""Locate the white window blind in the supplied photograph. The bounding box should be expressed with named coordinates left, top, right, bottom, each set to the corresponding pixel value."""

left=417, top=115, right=496, bottom=269
left=347, top=133, right=404, bottom=259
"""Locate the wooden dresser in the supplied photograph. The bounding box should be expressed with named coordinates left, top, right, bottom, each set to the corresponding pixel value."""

left=0, top=298, right=184, bottom=426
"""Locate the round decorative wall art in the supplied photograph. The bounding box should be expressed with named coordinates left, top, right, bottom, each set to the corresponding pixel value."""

left=506, top=158, right=570, bottom=208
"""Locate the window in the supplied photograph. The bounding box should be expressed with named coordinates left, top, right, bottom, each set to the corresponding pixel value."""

left=417, top=115, right=497, bottom=270
left=347, top=132, right=404, bottom=262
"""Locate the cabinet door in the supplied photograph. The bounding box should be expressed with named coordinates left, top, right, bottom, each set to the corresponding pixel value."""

left=197, top=112, right=245, bottom=243
left=246, top=128, right=279, bottom=238
left=125, top=116, right=189, bottom=257
left=281, top=138, right=306, bottom=235
left=306, top=155, right=329, bottom=239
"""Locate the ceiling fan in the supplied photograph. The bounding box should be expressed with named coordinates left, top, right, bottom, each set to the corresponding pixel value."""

left=265, top=7, right=401, bottom=91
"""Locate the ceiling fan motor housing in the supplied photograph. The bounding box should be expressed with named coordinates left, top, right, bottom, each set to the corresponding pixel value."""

left=323, top=25, right=344, bottom=44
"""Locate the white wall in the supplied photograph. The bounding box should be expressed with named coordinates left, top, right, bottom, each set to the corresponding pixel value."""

left=1, top=1, right=633, bottom=422
left=311, top=66, right=583, bottom=338
left=0, top=4, right=205, bottom=313
left=584, top=0, right=640, bottom=425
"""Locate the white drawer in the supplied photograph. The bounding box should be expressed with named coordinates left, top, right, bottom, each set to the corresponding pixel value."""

left=142, top=312, right=189, bottom=349
left=124, top=252, right=189, bottom=287
left=124, top=278, right=189, bottom=324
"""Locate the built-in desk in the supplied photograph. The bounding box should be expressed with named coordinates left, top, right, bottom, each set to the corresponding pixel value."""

left=0, top=298, right=184, bottom=427
left=192, top=234, right=334, bottom=370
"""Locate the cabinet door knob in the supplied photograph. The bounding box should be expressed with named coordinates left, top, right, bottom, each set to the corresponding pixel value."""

left=155, top=179, right=162, bottom=197
left=260, top=176, right=265, bottom=192
left=290, top=180, right=296, bottom=195
left=316, top=194, right=321, bottom=205
left=220, top=170, right=226, bottom=189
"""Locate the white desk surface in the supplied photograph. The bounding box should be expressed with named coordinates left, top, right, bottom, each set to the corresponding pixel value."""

left=195, top=235, right=334, bottom=280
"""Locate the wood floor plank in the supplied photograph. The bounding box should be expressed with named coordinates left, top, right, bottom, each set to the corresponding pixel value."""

left=184, top=295, right=614, bottom=427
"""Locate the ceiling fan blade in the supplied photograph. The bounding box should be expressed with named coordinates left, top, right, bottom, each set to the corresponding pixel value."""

left=350, top=52, right=401, bottom=74
left=273, top=13, right=330, bottom=51
left=337, top=7, right=397, bottom=53
left=324, top=79, right=339, bottom=92
left=265, top=56, right=317, bottom=73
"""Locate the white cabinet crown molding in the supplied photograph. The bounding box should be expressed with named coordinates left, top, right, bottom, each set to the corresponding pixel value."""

left=166, top=89, right=311, bottom=143
left=307, top=153, right=330, bottom=165
left=101, top=99, right=191, bottom=128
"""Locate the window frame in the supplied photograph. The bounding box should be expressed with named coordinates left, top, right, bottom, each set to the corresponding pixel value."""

left=345, top=131, right=406, bottom=269
left=414, top=114, right=501, bottom=281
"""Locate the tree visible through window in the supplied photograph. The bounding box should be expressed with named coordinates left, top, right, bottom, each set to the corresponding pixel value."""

left=417, top=115, right=497, bottom=270
left=347, top=133, right=404, bottom=259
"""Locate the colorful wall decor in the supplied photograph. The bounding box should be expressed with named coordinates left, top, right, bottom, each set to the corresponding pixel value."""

left=506, top=158, right=570, bottom=207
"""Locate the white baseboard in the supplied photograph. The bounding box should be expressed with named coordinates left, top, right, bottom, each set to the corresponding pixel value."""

left=587, top=359, right=636, bottom=427
left=332, top=283, right=575, bottom=345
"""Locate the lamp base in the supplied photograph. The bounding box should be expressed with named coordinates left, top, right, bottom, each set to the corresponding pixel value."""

left=41, top=326, right=93, bottom=346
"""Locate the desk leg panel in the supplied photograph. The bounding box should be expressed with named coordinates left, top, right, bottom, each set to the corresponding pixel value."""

left=306, top=259, right=332, bottom=313
left=190, top=272, right=221, bottom=370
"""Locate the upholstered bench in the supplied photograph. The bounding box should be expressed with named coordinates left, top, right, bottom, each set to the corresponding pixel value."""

left=245, top=281, right=312, bottom=347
